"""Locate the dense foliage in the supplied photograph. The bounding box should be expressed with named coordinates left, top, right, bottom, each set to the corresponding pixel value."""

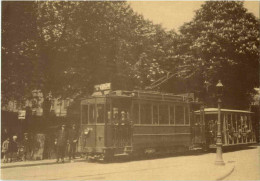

left=2, top=1, right=259, bottom=110
left=160, top=1, right=259, bottom=108
left=2, top=1, right=168, bottom=104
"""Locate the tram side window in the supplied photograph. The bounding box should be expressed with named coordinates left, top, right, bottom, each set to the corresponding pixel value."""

left=133, top=104, right=139, bottom=124
left=81, top=105, right=88, bottom=124
left=89, top=104, right=95, bottom=124
left=153, top=105, right=159, bottom=124
left=159, top=104, right=169, bottom=124
left=97, top=104, right=104, bottom=123
left=185, top=107, right=189, bottom=125
left=170, top=106, right=174, bottom=124
left=243, top=115, right=248, bottom=131
left=175, top=105, right=184, bottom=125
left=140, top=104, right=152, bottom=124
left=234, top=114, right=238, bottom=132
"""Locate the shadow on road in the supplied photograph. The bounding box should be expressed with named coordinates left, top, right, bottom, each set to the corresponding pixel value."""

left=2, top=144, right=258, bottom=168
left=99, top=144, right=259, bottom=164
left=222, top=144, right=258, bottom=153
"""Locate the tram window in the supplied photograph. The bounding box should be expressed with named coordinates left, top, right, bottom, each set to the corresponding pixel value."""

left=170, top=106, right=174, bottom=124
left=243, top=115, right=248, bottom=131
left=185, top=107, right=189, bottom=125
left=228, top=114, right=231, bottom=121
left=153, top=105, right=159, bottom=124
left=175, top=106, right=184, bottom=125
left=107, top=111, right=111, bottom=122
left=227, top=114, right=232, bottom=130
left=81, top=105, right=88, bottom=124
left=113, top=108, right=119, bottom=120
left=234, top=114, right=238, bottom=131
left=97, top=104, right=104, bottom=123
left=133, top=104, right=139, bottom=124
left=107, top=103, right=111, bottom=122
left=227, top=114, right=231, bottom=126
left=237, top=115, right=242, bottom=132
left=159, top=104, right=169, bottom=124
left=140, top=104, right=152, bottom=124
left=89, top=104, right=95, bottom=124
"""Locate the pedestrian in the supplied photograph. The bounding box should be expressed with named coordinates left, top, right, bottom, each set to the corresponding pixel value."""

left=2, top=137, right=10, bottom=163
left=68, top=124, right=78, bottom=162
left=1, top=128, right=9, bottom=159
left=21, top=133, right=30, bottom=161
left=55, top=125, right=68, bottom=163
left=9, top=135, right=18, bottom=162
left=1, top=128, right=9, bottom=144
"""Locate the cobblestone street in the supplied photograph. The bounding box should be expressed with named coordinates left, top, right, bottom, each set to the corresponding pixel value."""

left=1, top=145, right=258, bottom=180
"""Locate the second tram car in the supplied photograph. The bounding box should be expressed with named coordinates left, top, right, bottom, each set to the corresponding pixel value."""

left=194, top=108, right=256, bottom=148
left=78, top=89, right=257, bottom=160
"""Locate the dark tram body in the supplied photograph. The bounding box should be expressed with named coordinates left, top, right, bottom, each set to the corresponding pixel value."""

left=78, top=90, right=257, bottom=160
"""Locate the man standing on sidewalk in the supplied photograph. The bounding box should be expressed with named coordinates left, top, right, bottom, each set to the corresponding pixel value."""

left=68, top=124, right=78, bottom=162
left=9, top=135, right=18, bottom=162
left=55, top=125, right=68, bottom=163
left=21, top=133, right=30, bottom=161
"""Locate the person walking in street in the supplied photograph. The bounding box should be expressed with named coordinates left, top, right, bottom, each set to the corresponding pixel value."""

left=2, top=137, right=10, bottom=163
left=55, top=125, right=68, bottom=163
left=9, top=135, right=18, bottom=162
left=68, top=124, right=78, bottom=162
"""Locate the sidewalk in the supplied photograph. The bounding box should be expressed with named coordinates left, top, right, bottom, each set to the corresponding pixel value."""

left=1, top=154, right=235, bottom=180
left=1, top=158, right=82, bottom=169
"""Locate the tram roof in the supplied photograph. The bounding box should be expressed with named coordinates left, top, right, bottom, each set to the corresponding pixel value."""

left=86, top=90, right=195, bottom=102
left=194, top=108, right=253, bottom=114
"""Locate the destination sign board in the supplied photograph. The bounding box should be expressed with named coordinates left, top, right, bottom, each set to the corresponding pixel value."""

left=94, top=83, right=111, bottom=91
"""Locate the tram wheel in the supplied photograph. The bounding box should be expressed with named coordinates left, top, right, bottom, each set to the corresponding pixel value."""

left=103, top=150, right=114, bottom=162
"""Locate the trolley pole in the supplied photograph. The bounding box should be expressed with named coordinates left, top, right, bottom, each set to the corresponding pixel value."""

left=215, top=80, right=225, bottom=166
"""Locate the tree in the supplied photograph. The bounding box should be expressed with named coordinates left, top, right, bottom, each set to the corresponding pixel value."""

left=2, top=1, right=179, bottom=112
left=2, top=2, right=38, bottom=106
left=170, top=1, right=259, bottom=108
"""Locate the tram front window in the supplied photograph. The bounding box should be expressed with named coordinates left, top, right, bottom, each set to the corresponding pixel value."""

left=111, top=98, right=131, bottom=123
left=89, top=104, right=95, bottom=124
left=97, top=104, right=105, bottom=123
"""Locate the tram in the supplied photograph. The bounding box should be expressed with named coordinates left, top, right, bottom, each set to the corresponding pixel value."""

left=78, top=85, right=257, bottom=160
left=194, top=108, right=257, bottom=148
left=78, top=86, right=204, bottom=160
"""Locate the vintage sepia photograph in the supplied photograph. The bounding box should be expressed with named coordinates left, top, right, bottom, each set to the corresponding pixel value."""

left=1, top=0, right=259, bottom=180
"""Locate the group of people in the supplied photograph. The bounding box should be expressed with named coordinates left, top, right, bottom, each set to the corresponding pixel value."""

left=2, top=132, right=30, bottom=163
left=55, top=124, right=78, bottom=163
left=1, top=124, right=79, bottom=164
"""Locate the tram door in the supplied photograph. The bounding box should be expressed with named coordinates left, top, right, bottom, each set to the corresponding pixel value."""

left=192, top=109, right=206, bottom=146
left=110, top=98, right=132, bottom=149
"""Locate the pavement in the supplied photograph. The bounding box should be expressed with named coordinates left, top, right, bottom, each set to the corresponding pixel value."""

left=0, top=151, right=236, bottom=180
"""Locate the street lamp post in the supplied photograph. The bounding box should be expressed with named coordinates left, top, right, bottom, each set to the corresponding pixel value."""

left=215, top=80, right=225, bottom=165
